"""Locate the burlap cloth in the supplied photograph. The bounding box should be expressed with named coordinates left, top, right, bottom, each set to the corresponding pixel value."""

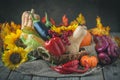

left=16, top=39, right=102, bottom=77
left=16, top=60, right=102, bottom=77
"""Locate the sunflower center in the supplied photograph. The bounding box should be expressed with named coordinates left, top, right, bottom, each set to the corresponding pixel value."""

left=15, top=38, right=27, bottom=48
left=10, top=53, right=21, bottom=64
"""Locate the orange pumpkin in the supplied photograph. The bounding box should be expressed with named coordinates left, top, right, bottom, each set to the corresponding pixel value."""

left=80, top=55, right=98, bottom=68
left=80, top=31, right=92, bottom=47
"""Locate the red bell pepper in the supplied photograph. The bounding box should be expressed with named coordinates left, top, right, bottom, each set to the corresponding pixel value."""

left=44, top=37, right=65, bottom=57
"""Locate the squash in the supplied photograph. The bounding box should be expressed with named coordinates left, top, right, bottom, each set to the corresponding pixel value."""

left=21, top=9, right=40, bottom=29
left=65, top=25, right=87, bottom=54
left=80, top=55, right=98, bottom=68
left=80, top=31, right=92, bottom=47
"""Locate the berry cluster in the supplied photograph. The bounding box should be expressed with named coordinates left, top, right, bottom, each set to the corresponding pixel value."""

left=48, top=30, right=73, bottom=45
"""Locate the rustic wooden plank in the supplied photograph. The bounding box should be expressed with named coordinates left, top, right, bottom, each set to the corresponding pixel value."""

left=8, top=71, right=32, bottom=80
left=102, top=60, right=120, bottom=80
left=56, top=77, right=80, bottom=80
left=0, top=66, right=11, bottom=80
left=22, top=75, right=32, bottom=80
left=0, top=61, right=3, bottom=67
left=32, top=76, right=56, bottom=80
left=81, top=69, right=104, bottom=80
left=8, top=71, right=24, bottom=80
left=9, top=71, right=32, bottom=80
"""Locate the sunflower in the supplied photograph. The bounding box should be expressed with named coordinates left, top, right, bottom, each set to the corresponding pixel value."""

left=0, top=22, right=21, bottom=40
left=50, top=24, right=78, bottom=34
left=10, top=21, right=21, bottom=32
left=4, top=29, right=26, bottom=49
left=2, top=47, right=28, bottom=70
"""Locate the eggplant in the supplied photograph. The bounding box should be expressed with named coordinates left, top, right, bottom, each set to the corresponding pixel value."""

left=114, top=47, right=120, bottom=56
left=107, top=44, right=118, bottom=58
left=95, top=36, right=109, bottom=53
left=105, top=36, right=118, bottom=58
left=33, top=21, right=50, bottom=41
left=98, top=52, right=111, bottom=65
left=30, top=11, right=50, bottom=41
left=105, top=36, right=117, bottom=46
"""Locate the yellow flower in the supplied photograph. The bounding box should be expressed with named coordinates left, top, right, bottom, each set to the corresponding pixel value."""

left=50, top=24, right=78, bottom=34
left=68, top=24, right=78, bottom=31
left=89, top=16, right=110, bottom=36
left=70, top=20, right=78, bottom=26
left=76, top=13, right=86, bottom=25
left=0, top=23, right=11, bottom=40
left=0, top=22, right=21, bottom=40
left=50, top=13, right=85, bottom=34
left=4, top=29, right=22, bottom=49
left=2, top=47, right=28, bottom=70
left=10, top=21, right=21, bottom=31
left=51, top=25, right=61, bottom=33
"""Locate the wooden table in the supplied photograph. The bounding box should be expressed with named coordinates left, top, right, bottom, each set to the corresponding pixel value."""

left=0, top=33, right=120, bottom=80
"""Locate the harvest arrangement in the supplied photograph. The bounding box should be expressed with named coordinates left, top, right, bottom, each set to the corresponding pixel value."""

left=0, top=9, right=120, bottom=74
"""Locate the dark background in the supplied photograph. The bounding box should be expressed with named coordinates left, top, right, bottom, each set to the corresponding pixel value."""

left=0, top=0, right=119, bottom=32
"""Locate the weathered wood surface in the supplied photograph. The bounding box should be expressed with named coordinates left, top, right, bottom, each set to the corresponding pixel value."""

left=32, top=76, right=56, bottom=80
left=103, top=60, right=120, bottom=80
left=0, top=61, right=11, bottom=80
left=56, top=77, right=79, bottom=80
left=81, top=69, right=104, bottom=80
left=8, top=73, right=32, bottom=80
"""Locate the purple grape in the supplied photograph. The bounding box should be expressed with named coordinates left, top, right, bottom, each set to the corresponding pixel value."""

left=60, top=30, right=73, bottom=46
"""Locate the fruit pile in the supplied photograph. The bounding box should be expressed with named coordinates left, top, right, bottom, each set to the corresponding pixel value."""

left=0, top=9, right=120, bottom=74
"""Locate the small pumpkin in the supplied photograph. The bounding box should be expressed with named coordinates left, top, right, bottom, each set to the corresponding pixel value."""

left=80, top=55, right=98, bottom=68
left=80, top=31, right=92, bottom=47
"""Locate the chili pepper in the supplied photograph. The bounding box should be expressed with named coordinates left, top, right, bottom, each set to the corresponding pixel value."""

left=61, top=63, right=89, bottom=73
left=61, top=15, right=68, bottom=26
left=45, top=37, right=65, bottom=57
left=50, top=18, right=56, bottom=25
left=51, top=66, right=72, bottom=74
left=51, top=60, right=89, bottom=74
left=41, top=16, right=55, bottom=25
left=41, top=16, right=46, bottom=23
left=31, top=13, right=50, bottom=41
left=61, top=60, right=79, bottom=68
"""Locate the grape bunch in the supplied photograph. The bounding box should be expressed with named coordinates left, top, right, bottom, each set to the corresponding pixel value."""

left=48, top=30, right=59, bottom=38
left=60, top=30, right=73, bottom=45
left=48, top=30, right=73, bottom=46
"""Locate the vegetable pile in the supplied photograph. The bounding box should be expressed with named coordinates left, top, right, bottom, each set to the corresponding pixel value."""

left=0, top=9, right=120, bottom=74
